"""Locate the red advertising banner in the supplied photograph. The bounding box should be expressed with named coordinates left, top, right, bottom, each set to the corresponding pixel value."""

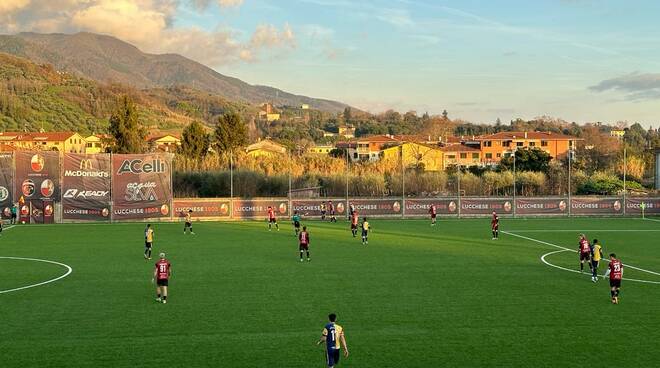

left=29, top=199, right=54, bottom=224
left=460, top=198, right=513, bottom=216
left=111, top=153, right=173, bottom=220
left=62, top=154, right=111, bottom=221
left=291, top=199, right=346, bottom=217
left=348, top=198, right=402, bottom=217
left=570, top=197, right=623, bottom=215
left=232, top=199, right=289, bottom=219
left=173, top=199, right=231, bottom=218
left=625, top=197, right=660, bottom=215
left=15, top=151, right=60, bottom=201
left=515, top=198, right=568, bottom=215
left=0, top=153, right=13, bottom=219
left=404, top=198, right=458, bottom=216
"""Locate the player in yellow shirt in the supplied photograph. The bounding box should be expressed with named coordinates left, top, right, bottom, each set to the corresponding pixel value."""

left=144, top=224, right=154, bottom=260
left=183, top=209, right=195, bottom=235
left=317, top=313, right=349, bottom=368
left=591, top=239, right=604, bottom=283
left=361, top=217, right=370, bottom=245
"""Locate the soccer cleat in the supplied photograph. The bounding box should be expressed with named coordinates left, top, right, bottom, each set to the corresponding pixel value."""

left=156, top=297, right=161, bottom=302
left=300, top=258, right=303, bottom=262
left=307, top=258, right=311, bottom=262
left=191, top=232, right=195, bottom=235
left=162, top=300, right=167, bottom=304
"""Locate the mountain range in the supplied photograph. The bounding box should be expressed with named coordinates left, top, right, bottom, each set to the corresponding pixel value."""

left=0, top=32, right=348, bottom=113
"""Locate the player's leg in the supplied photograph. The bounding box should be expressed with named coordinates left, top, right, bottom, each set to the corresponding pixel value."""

left=591, top=261, right=598, bottom=281
left=495, top=227, right=499, bottom=239
left=268, top=219, right=272, bottom=231
left=306, top=245, right=310, bottom=261
left=300, top=246, right=304, bottom=262
left=156, top=286, right=162, bottom=302
left=580, top=258, right=584, bottom=272
left=144, top=245, right=149, bottom=259
left=275, top=221, right=279, bottom=230
left=189, top=223, right=194, bottom=235
left=162, top=285, right=168, bottom=303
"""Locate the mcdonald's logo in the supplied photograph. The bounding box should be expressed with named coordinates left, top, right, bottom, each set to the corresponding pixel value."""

left=80, top=159, right=94, bottom=170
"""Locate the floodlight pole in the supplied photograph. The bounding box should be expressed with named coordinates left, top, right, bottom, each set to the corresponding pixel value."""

left=512, top=148, right=517, bottom=218
left=457, top=166, right=461, bottom=218
left=345, top=148, right=349, bottom=211
left=401, top=146, right=405, bottom=218
left=230, top=150, right=234, bottom=219
left=623, top=146, right=627, bottom=216
left=568, top=148, right=572, bottom=217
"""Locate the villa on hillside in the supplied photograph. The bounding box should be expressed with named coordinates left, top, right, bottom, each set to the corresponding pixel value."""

left=148, top=134, right=181, bottom=153
left=246, top=139, right=287, bottom=158
left=0, top=131, right=87, bottom=153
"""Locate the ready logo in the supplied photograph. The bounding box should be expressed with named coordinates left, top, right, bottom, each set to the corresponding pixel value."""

left=117, top=159, right=166, bottom=175
left=125, top=182, right=158, bottom=201
left=63, top=189, right=110, bottom=199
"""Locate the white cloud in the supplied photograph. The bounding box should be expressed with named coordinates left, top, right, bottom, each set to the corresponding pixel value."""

left=0, top=0, right=30, bottom=14
left=0, top=0, right=295, bottom=67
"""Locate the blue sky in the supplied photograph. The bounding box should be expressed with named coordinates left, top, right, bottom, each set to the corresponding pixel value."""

left=3, top=0, right=660, bottom=126
left=174, top=0, right=660, bottom=126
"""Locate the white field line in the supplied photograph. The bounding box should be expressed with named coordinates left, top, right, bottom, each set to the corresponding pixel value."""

left=0, top=256, right=73, bottom=294
left=645, top=217, right=660, bottom=223
left=503, top=230, right=660, bottom=279
left=2, top=225, right=15, bottom=231
left=540, top=249, right=660, bottom=285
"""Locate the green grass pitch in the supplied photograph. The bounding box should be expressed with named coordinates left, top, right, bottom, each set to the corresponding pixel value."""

left=1, top=217, right=660, bottom=367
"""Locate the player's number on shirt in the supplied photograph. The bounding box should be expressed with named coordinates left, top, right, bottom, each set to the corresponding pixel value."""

left=614, top=264, right=621, bottom=272
left=330, top=330, right=336, bottom=341
left=159, top=264, right=167, bottom=272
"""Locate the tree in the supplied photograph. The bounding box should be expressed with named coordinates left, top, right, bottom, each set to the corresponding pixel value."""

left=214, top=112, right=248, bottom=153
left=499, top=148, right=552, bottom=172
left=343, top=107, right=352, bottom=123
left=179, top=121, right=210, bottom=159
left=108, top=95, right=147, bottom=153
left=442, top=109, right=448, bottom=119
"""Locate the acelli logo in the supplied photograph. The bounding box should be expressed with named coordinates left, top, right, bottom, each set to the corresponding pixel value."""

left=117, top=159, right=166, bottom=175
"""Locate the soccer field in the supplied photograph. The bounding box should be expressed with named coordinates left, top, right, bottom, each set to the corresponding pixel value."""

left=1, top=217, right=660, bottom=367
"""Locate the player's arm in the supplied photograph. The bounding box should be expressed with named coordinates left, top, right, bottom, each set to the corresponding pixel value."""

left=152, top=266, right=157, bottom=283
left=340, top=331, right=349, bottom=357
left=604, top=266, right=610, bottom=277
left=317, top=329, right=328, bottom=345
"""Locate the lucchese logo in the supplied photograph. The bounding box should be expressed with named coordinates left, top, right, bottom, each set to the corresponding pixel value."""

left=64, top=159, right=109, bottom=178
left=117, top=158, right=166, bottom=175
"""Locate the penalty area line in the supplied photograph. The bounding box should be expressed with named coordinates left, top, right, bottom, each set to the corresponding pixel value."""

left=503, top=230, right=660, bottom=278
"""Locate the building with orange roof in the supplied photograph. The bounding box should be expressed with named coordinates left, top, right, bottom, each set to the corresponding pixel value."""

left=474, top=131, right=580, bottom=163
left=0, top=131, right=87, bottom=153
left=440, top=144, right=482, bottom=168
left=147, top=134, right=181, bottom=153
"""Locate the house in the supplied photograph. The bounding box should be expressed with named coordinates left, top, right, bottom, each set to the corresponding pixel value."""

left=85, top=134, right=110, bottom=154
left=610, top=130, right=626, bottom=139
left=301, top=104, right=310, bottom=110
left=440, top=144, right=482, bottom=168
left=380, top=142, right=444, bottom=171
left=148, top=134, right=181, bottom=153
left=338, top=126, right=355, bottom=138
left=474, top=131, right=579, bottom=162
left=309, top=144, right=334, bottom=155
left=246, top=139, right=287, bottom=158
left=258, top=103, right=281, bottom=122
left=339, top=135, right=400, bottom=162
left=0, top=131, right=87, bottom=153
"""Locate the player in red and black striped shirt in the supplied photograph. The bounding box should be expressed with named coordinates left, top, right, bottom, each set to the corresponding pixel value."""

left=299, top=226, right=310, bottom=262
left=491, top=211, right=499, bottom=240
left=605, top=253, right=623, bottom=304
left=429, top=204, right=437, bottom=226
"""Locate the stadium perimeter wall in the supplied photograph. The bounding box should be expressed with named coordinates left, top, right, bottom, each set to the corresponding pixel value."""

left=1, top=152, right=660, bottom=223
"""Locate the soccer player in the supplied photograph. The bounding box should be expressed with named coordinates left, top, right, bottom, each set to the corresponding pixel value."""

left=604, top=253, right=623, bottom=304
left=350, top=211, right=359, bottom=238
left=348, top=203, right=355, bottom=220
left=267, top=206, right=279, bottom=231
left=578, top=234, right=592, bottom=273
left=429, top=204, right=437, bottom=226
left=320, top=202, right=327, bottom=221
left=152, top=252, right=171, bottom=304
left=491, top=211, right=499, bottom=240
left=361, top=217, right=370, bottom=245
left=292, top=211, right=302, bottom=236
left=317, top=313, right=349, bottom=368
left=144, top=224, right=154, bottom=260
left=299, top=226, right=311, bottom=262
left=10, top=203, right=17, bottom=225
left=328, top=201, right=337, bottom=223
left=590, top=239, right=604, bottom=283
left=183, top=209, right=195, bottom=235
